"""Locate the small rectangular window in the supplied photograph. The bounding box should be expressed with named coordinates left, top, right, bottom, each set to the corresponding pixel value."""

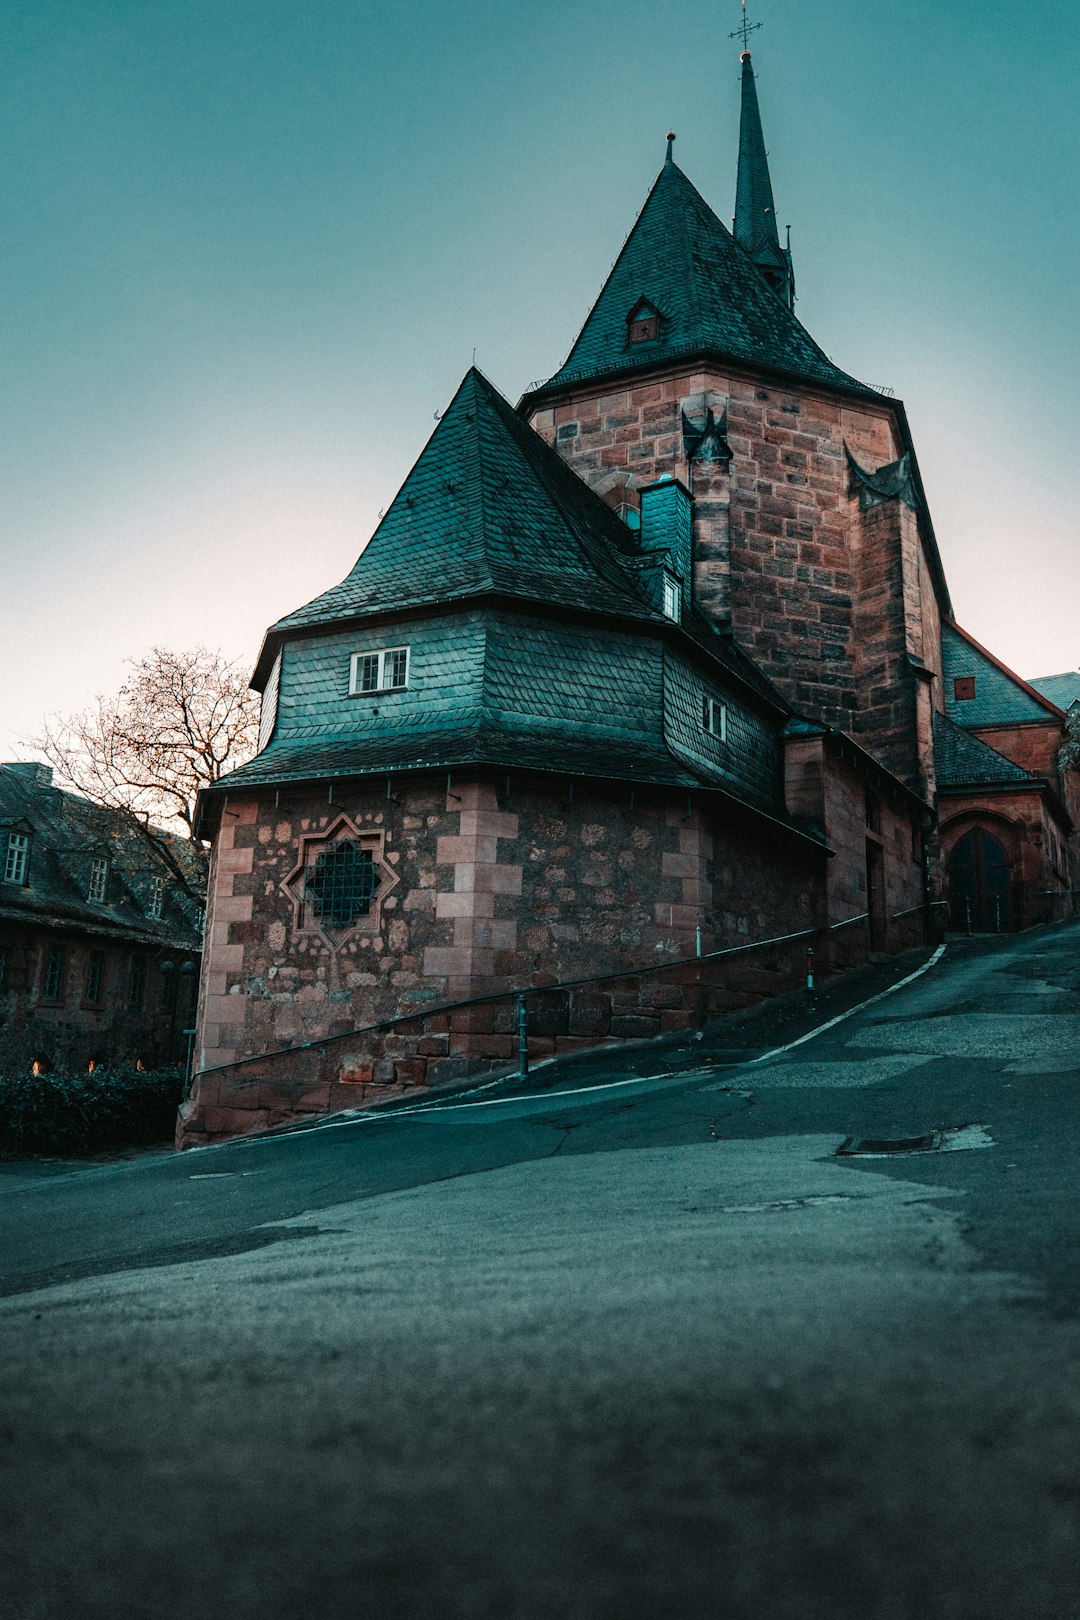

left=85, top=951, right=104, bottom=1005
left=662, top=577, right=680, bottom=622
left=953, top=676, right=976, bottom=702
left=702, top=696, right=727, bottom=742
left=629, top=316, right=659, bottom=344
left=4, top=832, right=29, bottom=885
left=42, top=946, right=64, bottom=1003
left=88, top=857, right=109, bottom=903
left=128, top=955, right=146, bottom=1009
left=350, top=646, right=410, bottom=696
left=147, top=876, right=165, bottom=920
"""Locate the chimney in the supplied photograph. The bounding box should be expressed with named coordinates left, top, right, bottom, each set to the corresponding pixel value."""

left=638, top=475, right=693, bottom=618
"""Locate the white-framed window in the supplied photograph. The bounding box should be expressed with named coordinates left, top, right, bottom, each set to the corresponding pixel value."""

left=702, top=695, right=727, bottom=742
left=4, top=832, right=29, bottom=885
left=88, top=857, right=109, bottom=903
left=349, top=646, right=410, bottom=696
left=147, top=876, right=165, bottom=920
left=662, top=576, right=681, bottom=622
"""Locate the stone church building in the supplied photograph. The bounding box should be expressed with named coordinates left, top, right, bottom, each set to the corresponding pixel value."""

left=178, top=51, right=1077, bottom=1146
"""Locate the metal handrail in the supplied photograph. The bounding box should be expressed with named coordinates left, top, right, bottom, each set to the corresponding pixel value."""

left=891, top=900, right=948, bottom=920
left=194, top=912, right=880, bottom=1084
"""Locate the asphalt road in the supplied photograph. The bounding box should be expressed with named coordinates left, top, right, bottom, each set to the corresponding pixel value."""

left=2, top=921, right=1080, bottom=1619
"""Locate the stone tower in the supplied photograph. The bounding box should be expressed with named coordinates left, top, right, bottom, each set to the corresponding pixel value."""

left=520, top=50, right=950, bottom=801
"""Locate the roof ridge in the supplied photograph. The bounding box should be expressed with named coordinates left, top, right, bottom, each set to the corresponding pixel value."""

left=943, top=617, right=1066, bottom=719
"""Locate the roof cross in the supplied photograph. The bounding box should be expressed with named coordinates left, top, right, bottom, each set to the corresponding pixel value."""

left=728, top=0, right=762, bottom=52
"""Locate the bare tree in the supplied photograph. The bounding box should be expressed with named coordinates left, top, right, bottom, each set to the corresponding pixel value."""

left=33, top=647, right=260, bottom=837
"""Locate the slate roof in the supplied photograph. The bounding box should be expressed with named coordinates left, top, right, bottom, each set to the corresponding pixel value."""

left=1030, top=671, right=1080, bottom=712
left=257, top=368, right=659, bottom=676
left=933, top=713, right=1035, bottom=789
left=525, top=159, right=877, bottom=402
left=201, top=725, right=823, bottom=850
left=0, top=763, right=205, bottom=947
left=942, top=621, right=1065, bottom=727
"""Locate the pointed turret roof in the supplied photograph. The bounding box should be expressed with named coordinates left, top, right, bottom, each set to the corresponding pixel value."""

left=258, top=368, right=657, bottom=668
left=733, top=51, right=794, bottom=308
left=526, top=159, right=873, bottom=403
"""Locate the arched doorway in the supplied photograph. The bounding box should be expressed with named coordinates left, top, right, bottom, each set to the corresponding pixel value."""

left=948, top=827, right=1012, bottom=932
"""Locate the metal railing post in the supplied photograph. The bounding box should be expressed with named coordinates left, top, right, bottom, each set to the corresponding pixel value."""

left=805, top=945, right=816, bottom=1010
left=517, top=994, right=529, bottom=1085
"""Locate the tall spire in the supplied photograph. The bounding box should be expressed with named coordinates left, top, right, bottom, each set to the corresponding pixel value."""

left=733, top=45, right=795, bottom=310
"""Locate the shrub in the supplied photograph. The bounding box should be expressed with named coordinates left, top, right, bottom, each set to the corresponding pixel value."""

left=0, top=1066, right=183, bottom=1159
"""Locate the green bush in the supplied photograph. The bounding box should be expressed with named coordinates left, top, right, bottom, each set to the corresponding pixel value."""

left=0, top=1066, right=183, bottom=1159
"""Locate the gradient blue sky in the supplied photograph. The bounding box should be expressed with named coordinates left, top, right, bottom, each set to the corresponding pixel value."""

left=2, top=0, right=1077, bottom=758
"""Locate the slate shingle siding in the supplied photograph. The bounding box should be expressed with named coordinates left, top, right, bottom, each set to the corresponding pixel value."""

left=483, top=614, right=662, bottom=746
left=662, top=651, right=782, bottom=809
left=942, top=623, right=1053, bottom=727
left=271, top=617, right=486, bottom=747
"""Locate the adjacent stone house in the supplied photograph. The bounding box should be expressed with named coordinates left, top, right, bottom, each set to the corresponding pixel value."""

left=0, top=763, right=204, bottom=1073
left=179, top=47, right=1075, bottom=1146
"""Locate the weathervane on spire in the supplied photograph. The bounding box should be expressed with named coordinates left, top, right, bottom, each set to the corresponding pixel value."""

left=728, top=0, right=762, bottom=53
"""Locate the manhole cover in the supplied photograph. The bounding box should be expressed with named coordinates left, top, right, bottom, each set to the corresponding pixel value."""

left=837, top=1131, right=943, bottom=1157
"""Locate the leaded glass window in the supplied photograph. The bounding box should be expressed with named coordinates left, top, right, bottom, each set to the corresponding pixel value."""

left=305, top=841, right=377, bottom=929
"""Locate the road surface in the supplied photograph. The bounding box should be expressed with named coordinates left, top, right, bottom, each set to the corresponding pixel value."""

left=2, top=921, right=1079, bottom=1618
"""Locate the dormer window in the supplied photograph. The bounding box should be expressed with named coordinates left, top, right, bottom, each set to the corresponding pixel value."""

left=702, top=696, right=727, bottom=742
left=953, top=676, right=976, bottom=702
left=147, top=876, right=165, bottom=920
left=627, top=298, right=661, bottom=346
left=88, top=857, right=109, bottom=903
left=662, top=575, right=681, bottom=622
left=4, top=832, right=29, bottom=885
left=350, top=646, right=410, bottom=696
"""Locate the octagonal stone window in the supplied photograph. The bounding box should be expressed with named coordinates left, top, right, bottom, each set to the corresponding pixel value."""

left=282, top=814, right=399, bottom=948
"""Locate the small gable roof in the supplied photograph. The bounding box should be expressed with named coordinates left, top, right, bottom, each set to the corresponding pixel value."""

left=1030, top=671, right=1080, bottom=712
left=525, top=160, right=879, bottom=403
left=942, top=621, right=1066, bottom=727
left=933, top=712, right=1034, bottom=788
left=255, top=368, right=661, bottom=682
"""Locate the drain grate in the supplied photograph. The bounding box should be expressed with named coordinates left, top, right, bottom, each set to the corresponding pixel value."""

left=837, top=1131, right=943, bottom=1157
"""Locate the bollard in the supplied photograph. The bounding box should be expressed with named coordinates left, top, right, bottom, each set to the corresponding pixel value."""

left=995, top=897, right=1001, bottom=933
left=517, top=994, right=529, bottom=1085
left=966, top=900, right=972, bottom=936
left=695, top=926, right=702, bottom=959
left=805, top=945, right=816, bottom=1010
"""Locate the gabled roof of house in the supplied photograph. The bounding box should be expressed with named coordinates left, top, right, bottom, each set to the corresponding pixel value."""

left=942, top=620, right=1066, bottom=727
left=0, top=763, right=204, bottom=947
left=933, top=712, right=1035, bottom=788
left=1030, top=671, right=1080, bottom=712
left=256, top=368, right=659, bottom=678
left=523, top=158, right=878, bottom=403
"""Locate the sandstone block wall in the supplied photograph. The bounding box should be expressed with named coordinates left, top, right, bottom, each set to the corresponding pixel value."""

left=179, top=773, right=832, bottom=1146
left=528, top=364, right=941, bottom=774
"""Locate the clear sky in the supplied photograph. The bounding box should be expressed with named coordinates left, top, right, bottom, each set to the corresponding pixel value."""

left=2, top=0, right=1077, bottom=758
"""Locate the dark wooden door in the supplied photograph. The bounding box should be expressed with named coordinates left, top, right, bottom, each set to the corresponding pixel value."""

left=949, top=827, right=1011, bottom=932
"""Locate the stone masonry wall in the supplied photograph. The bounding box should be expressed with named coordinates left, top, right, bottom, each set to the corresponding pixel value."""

left=179, top=773, right=827, bottom=1146
left=0, top=921, right=198, bottom=1073
left=527, top=364, right=934, bottom=757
